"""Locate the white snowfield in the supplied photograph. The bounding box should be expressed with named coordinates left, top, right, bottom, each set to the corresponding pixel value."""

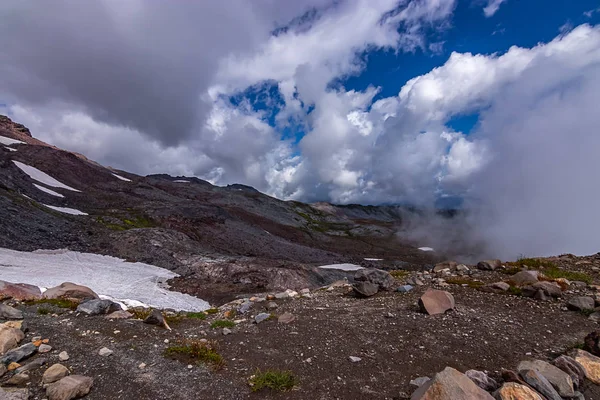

left=0, top=135, right=25, bottom=146
left=112, top=173, right=131, bottom=182
left=43, top=204, right=88, bottom=215
left=12, top=161, right=81, bottom=192
left=418, top=247, right=435, bottom=252
left=318, top=263, right=363, bottom=271
left=4, top=146, right=17, bottom=152
left=0, top=248, right=210, bottom=311
left=33, top=183, right=64, bottom=198
left=173, top=180, right=189, bottom=183
left=363, top=258, right=383, bottom=261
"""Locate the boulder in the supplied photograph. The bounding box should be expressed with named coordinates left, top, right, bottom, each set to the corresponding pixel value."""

left=353, top=282, right=379, bottom=297
left=5, top=372, right=29, bottom=386
left=584, top=331, right=600, bottom=357
left=519, top=369, right=561, bottom=400
left=0, top=280, right=41, bottom=301
left=523, top=281, right=562, bottom=299
left=0, top=324, right=25, bottom=355
left=0, top=304, right=23, bottom=320
left=433, top=261, right=458, bottom=273
left=465, top=369, right=499, bottom=391
left=76, top=299, right=121, bottom=316
left=494, top=382, right=543, bottom=400
left=508, top=271, right=539, bottom=287
left=418, top=289, right=455, bottom=315
left=490, top=282, right=510, bottom=291
left=552, top=355, right=585, bottom=390
left=43, top=363, right=69, bottom=384
left=15, top=357, right=46, bottom=374
left=0, top=387, right=29, bottom=399
left=46, top=375, right=93, bottom=400
left=571, top=349, right=600, bottom=384
left=143, top=309, right=171, bottom=330
left=477, top=260, right=502, bottom=271
left=517, top=359, right=574, bottom=397
left=44, top=282, right=98, bottom=301
left=410, top=367, right=494, bottom=399
left=567, top=296, right=595, bottom=312
left=354, top=269, right=394, bottom=290
left=0, top=342, right=37, bottom=364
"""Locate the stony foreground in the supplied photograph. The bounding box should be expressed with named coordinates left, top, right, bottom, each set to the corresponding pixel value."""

left=1, top=254, right=600, bottom=399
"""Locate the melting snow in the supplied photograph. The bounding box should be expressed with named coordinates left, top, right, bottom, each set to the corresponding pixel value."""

left=4, top=146, right=17, bottom=152
left=318, top=263, right=363, bottom=271
left=12, top=161, right=81, bottom=192
left=0, top=248, right=210, bottom=311
left=112, top=173, right=131, bottom=182
left=363, top=258, right=383, bottom=261
left=33, top=184, right=64, bottom=198
left=43, top=205, right=88, bottom=215
left=418, top=247, right=435, bottom=252
left=173, top=180, right=189, bottom=183
left=0, top=135, right=25, bottom=146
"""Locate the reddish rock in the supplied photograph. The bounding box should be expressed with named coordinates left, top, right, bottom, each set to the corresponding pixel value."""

left=43, top=282, right=98, bottom=301
left=411, top=367, right=494, bottom=399
left=418, top=289, right=455, bottom=315
left=0, top=280, right=41, bottom=301
left=494, top=382, right=543, bottom=400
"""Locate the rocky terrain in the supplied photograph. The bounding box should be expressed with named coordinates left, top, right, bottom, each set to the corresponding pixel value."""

left=2, top=115, right=600, bottom=399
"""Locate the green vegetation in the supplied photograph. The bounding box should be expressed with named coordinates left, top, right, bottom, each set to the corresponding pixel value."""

left=164, top=339, right=224, bottom=369
left=205, top=308, right=219, bottom=315
left=507, top=286, right=522, bottom=296
left=389, top=270, right=410, bottom=279
left=249, top=369, right=298, bottom=392
left=186, top=312, right=207, bottom=320
left=37, top=307, right=51, bottom=315
left=542, top=267, right=592, bottom=284
left=446, top=277, right=484, bottom=288
left=580, top=309, right=595, bottom=317
left=96, top=215, right=155, bottom=231
left=507, top=257, right=556, bottom=269
left=26, top=298, right=79, bottom=310
left=500, top=266, right=522, bottom=275
left=129, top=308, right=153, bottom=320
left=210, top=320, right=235, bottom=329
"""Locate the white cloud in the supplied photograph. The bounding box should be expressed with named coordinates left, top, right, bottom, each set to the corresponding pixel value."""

left=482, top=0, right=507, bottom=17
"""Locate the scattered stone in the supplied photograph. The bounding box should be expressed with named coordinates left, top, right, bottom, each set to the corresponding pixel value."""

left=353, top=282, right=379, bottom=297
left=456, top=264, right=470, bottom=273
left=477, top=259, right=502, bottom=271
left=46, top=375, right=93, bottom=400
left=508, top=271, right=539, bottom=286
left=433, top=261, right=457, bottom=273
left=0, top=304, right=23, bottom=320
left=143, top=309, right=171, bottom=330
left=222, top=328, right=232, bottom=335
left=237, top=302, right=251, bottom=314
left=407, top=277, right=424, bottom=286
left=520, top=369, right=562, bottom=400
left=418, top=289, right=455, bottom=315
left=349, top=356, right=361, bottom=363
left=0, top=324, right=25, bottom=354
left=0, top=387, right=29, bottom=400
left=43, top=282, right=98, bottom=301
left=58, top=351, right=69, bottom=361
left=0, top=280, right=42, bottom=301
left=300, top=288, right=310, bottom=295
left=571, top=281, right=588, bottom=287
left=254, top=313, right=271, bottom=324
left=98, top=347, right=113, bottom=357
left=567, top=296, right=595, bottom=312
left=571, top=349, right=600, bottom=384
left=584, top=331, right=600, bottom=357
left=465, top=369, right=499, bottom=392
left=490, top=282, right=510, bottom=291
left=105, top=310, right=133, bottom=319
left=517, top=359, right=574, bottom=397
left=138, top=362, right=146, bottom=369
left=410, top=367, right=494, bottom=399
left=409, top=377, right=430, bottom=387
left=523, top=281, right=562, bottom=299
left=588, top=312, right=600, bottom=322
left=5, top=372, right=29, bottom=386
left=396, top=285, right=414, bottom=293
left=354, top=268, right=394, bottom=291
left=494, top=382, right=543, bottom=400
left=38, top=344, right=52, bottom=353
left=76, top=299, right=121, bottom=316
left=0, top=342, right=37, bottom=364
left=274, top=292, right=289, bottom=300
left=278, top=312, right=295, bottom=324
left=15, top=357, right=46, bottom=374
left=553, top=355, right=585, bottom=390
left=265, top=302, right=278, bottom=311
left=42, top=364, right=69, bottom=383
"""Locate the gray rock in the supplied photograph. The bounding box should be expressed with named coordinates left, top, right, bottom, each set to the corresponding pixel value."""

left=553, top=356, right=585, bottom=390
left=520, top=369, right=562, bottom=400
left=0, top=304, right=23, bottom=320
left=104, top=310, right=133, bottom=319
left=0, top=324, right=25, bottom=354
left=353, top=282, right=379, bottom=297
left=98, top=347, right=113, bottom=357
left=523, top=281, right=562, bottom=298
left=0, top=363, right=6, bottom=377
left=278, top=312, right=295, bottom=324
left=237, top=302, right=251, bottom=314
left=42, top=363, right=69, bottom=384
left=254, top=313, right=271, bottom=324
left=477, top=259, right=502, bottom=271
left=222, top=328, right=232, bottom=335
left=0, top=387, right=29, bottom=400
left=15, top=357, right=46, bottom=374
left=39, top=344, right=52, bottom=353
left=265, top=302, right=278, bottom=311
left=76, top=299, right=121, bottom=316
left=465, top=369, right=499, bottom=391
left=354, top=268, right=394, bottom=290
left=571, top=281, right=588, bottom=287
left=143, top=309, right=171, bottom=330
left=588, top=312, right=600, bottom=322
left=46, top=375, right=93, bottom=400
left=5, top=372, right=29, bottom=386
left=409, top=376, right=430, bottom=387
left=433, top=261, right=457, bottom=273
left=274, top=292, right=289, bottom=300
left=518, top=359, right=575, bottom=397
left=397, top=285, right=414, bottom=293
left=567, top=296, right=595, bottom=311
left=509, top=271, right=539, bottom=286
left=349, top=356, right=361, bottom=362
left=58, top=351, right=69, bottom=361
left=0, top=342, right=37, bottom=364
left=407, top=277, right=424, bottom=286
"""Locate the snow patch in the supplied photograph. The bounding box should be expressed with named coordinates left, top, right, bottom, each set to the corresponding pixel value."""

left=318, top=263, right=363, bottom=271
left=0, top=135, right=25, bottom=146
left=418, top=247, right=435, bottom=252
left=112, top=173, right=131, bottom=182
left=12, top=161, right=81, bottom=192
left=363, top=258, right=383, bottom=261
left=33, top=184, right=64, bottom=198
left=4, top=146, right=17, bottom=152
left=173, top=180, right=189, bottom=183
left=0, top=248, right=210, bottom=311
left=43, top=204, right=88, bottom=215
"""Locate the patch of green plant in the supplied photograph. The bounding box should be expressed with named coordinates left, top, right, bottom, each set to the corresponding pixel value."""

left=580, top=309, right=596, bottom=317
left=210, top=320, right=235, bottom=329
left=95, top=217, right=126, bottom=231
left=500, top=266, right=522, bottom=275
left=37, top=307, right=50, bottom=315
left=446, top=277, right=484, bottom=288
left=572, top=342, right=585, bottom=350
left=122, top=215, right=155, bottom=228
left=390, top=270, right=410, bottom=279
left=507, top=257, right=556, bottom=269
left=507, top=286, right=522, bottom=296
left=26, top=298, right=79, bottom=310
left=129, top=308, right=152, bottom=320
left=205, top=308, right=219, bottom=314
left=542, top=267, right=592, bottom=284
left=164, top=339, right=224, bottom=369
left=186, top=312, right=207, bottom=320
left=249, top=369, right=298, bottom=392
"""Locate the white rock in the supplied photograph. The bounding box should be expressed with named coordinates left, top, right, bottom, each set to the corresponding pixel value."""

left=349, top=356, right=362, bottom=363
left=98, top=347, right=113, bottom=357
left=58, top=351, right=69, bottom=361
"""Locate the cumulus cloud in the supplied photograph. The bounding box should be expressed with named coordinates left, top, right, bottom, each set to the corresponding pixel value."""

left=482, top=0, right=507, bottom=17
